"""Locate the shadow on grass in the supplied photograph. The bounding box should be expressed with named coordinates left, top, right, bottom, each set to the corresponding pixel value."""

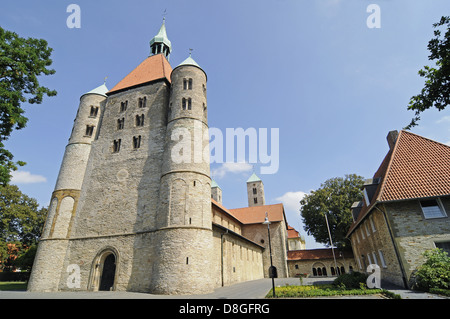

left=0, top=282, right=27, bottom=291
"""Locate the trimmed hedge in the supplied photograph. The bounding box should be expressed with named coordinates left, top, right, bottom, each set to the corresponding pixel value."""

left=333, top=271, right=368, bottom=289
left=0, top=272, right=30, bottom=282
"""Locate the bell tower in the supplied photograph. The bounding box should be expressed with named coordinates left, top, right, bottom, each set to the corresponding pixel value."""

left=247, top=172, right=265, bottom=207
left=149, top=18, right=172, bottom=59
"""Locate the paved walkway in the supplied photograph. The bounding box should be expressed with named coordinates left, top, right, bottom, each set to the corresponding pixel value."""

left=0, top=277, right=447, bottom=299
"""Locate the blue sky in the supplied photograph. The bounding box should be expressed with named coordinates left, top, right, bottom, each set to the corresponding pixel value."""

left=2, top=1, right=450, bottom=249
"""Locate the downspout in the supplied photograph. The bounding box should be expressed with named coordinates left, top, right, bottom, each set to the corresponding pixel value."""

left=374, top=204, right=408, bottom=288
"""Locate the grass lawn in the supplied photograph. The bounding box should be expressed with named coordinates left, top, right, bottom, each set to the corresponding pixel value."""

left=265, top=284, right=400, bottom=299
left=0, top=282, right=28, bottom=291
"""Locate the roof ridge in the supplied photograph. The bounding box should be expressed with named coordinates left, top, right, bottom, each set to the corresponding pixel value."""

left=375, top=130, right=404, bottom=202
left=401, top=129, right=450, bottom=149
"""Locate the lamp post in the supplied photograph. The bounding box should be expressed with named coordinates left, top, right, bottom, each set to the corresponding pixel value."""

left=325, top=212, right=338, bottom=277
left=263, top=213, right=276, bottom=298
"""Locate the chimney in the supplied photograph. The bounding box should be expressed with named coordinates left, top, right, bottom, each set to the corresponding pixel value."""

left=386, top=130, right=399, bottom=150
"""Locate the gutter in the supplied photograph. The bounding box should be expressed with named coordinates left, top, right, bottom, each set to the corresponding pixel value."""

left=374, top=204, right=409, bottom=289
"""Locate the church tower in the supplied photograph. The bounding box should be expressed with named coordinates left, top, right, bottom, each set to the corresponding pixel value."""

left=247, top=172, right=266, bottom=207
left=28, top=83, right=108, bottom=291
left=151, top=53, right=214, bottom=294
left=149, top=18, right=172, bottom=59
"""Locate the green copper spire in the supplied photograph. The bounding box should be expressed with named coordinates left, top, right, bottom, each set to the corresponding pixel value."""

left=81, top=82, right=108, bottom=99
left=247, top=172, right=262, bottom=183
left=150, top=18, right=172, bottom=59
left=177, top=52, right=201, bottom=68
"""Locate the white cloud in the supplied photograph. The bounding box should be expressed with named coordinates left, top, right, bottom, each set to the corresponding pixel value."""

left=276, top=191, right=308, bottom=214
left=436, top=115, right=450, bottom=124
left=10, top=171, right=47, bottom=184
left=211, top=162, right=253, bottom=179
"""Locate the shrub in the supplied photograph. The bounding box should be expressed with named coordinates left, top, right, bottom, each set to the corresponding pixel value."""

left=333, top=271, right=368, bottom=289
left=414, top=248, right=450, bottom=291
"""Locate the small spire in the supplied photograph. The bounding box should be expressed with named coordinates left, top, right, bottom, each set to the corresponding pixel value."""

left=149, top=18, right=172, bottom=59
left=104, top=76, right=108, bottom=84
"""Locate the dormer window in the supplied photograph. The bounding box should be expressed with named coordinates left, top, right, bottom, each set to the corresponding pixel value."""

left=420, top=198, right=447, bottom=219
left=363, top=188, right=371, bottom=206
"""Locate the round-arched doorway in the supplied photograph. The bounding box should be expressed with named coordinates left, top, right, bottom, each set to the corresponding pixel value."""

left=89, top=248, right=118, bottom=291
left=99, top=253, right=116, bottom=291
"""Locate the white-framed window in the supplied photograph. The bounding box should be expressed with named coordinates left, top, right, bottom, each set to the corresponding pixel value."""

left=420, top=198, right=447, bottom=219
left=378, top=249, right=387, bottom=268
left=367, top=253, right=372, bottom=265
left=370, top=215, right=377, bottom=232
left=365, top=221, right=371, bottom=237
left=361, top=228, right=365, bottom=240
left=372, top=252, right=378, bottom=266
left=357, top=256, right=362, bottom=269
left=363, top=188, right=371, bottom=206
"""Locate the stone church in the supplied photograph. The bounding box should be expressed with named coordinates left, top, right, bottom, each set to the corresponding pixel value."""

left=28, top=20, right=299, bottom=295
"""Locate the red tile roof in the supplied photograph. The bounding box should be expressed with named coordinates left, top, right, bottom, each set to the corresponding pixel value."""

left=378, top=130, right=450, bottom=201
left=287, top=225, right=301, bottom=239
left=288, top=248, right=353, bottom=261
left=347, top=130, right=450, bottom=237
left=228, top=203, right=286, bottom=225
left=107, top=54, right=172, bottom=95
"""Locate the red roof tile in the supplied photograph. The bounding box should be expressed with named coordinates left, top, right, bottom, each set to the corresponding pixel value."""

left=287, top=225, right=301, bottom=239
left=378, top=130, right=450, bottom=201
left=288, top=249, right=353, bottom=261
left=107, top=54, right=172, bottom=95
left=347, top=130, right=450, bottom=237
left=228, top=204, right=286, bottom=225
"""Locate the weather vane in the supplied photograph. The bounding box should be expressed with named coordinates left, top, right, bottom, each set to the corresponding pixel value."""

left=163, top=9, right=167, bottom=21
left=189, top=48, right=193, bottom=56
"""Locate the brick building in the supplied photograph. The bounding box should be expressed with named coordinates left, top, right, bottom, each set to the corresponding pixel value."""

left=347, top=130, right=450, bottom=288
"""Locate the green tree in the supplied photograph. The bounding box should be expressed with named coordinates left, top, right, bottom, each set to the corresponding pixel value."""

left=414, top=248, right=450, bottom=291
left=0, top=184, right=47, bottom=270
left=0, top=26, right=56, bottom=185
left=405, top=16, right=450, bottom=129
left=300, top=174, right=364, bottom=249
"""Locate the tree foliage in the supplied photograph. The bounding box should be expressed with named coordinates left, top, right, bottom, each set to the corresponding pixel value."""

left=405, top=16, right=450, bottom=129
left=300, top=174, right=364, bottom=249
left=0, top=184, right=47, bottom=271
left=0, top=26, right=56, bottom=185
left=414, top=248, right=450, bottom=291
